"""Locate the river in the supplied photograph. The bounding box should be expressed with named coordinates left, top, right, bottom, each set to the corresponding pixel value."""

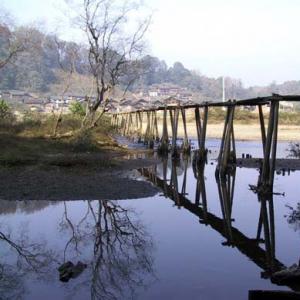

left=0, top=140, right=299, bottom=299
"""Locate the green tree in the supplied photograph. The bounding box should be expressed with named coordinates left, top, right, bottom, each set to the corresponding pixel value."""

left=0, top=99, right=11, bottom=119
left=69, top=101, right=85, bottom=117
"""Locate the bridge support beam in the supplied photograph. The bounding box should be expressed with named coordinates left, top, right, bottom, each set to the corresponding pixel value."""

left=137, top=111, right=143, bottom=142
left=181, top=108, right=191, bottom=154
left=158, top=107, right=169, bottom=155
left=122, top=113, right=128, bottom=136
left=144, top=111, right=151, bottom=147
left=258, top=100, right=279, bottom=193
left=216, top=103, right=236, bottom=177
left=193, top=106, right=208, bottom=166
left=169, top=108, right=180, bottom=159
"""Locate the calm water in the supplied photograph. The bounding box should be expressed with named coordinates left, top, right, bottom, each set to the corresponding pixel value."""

left=1, top=140, right=300, bottom=300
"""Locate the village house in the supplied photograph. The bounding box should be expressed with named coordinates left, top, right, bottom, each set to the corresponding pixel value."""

left=135, top=98, right=149, bottom=108
left=140, top=83, right=194, bottom=103
left=279, top=101, right=294, bottom=112
left=0, top=90, right=37, bottom=103
left=163, top=96, right=182, bottom=106
left=118, top=99, right=136, bottom=112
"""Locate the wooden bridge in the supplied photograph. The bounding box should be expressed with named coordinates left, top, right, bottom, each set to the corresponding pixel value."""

left=111, top=94, right=300, bottom=192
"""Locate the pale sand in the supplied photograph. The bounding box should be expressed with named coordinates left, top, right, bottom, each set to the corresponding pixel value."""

left=154, top=123, right=300, bottom=141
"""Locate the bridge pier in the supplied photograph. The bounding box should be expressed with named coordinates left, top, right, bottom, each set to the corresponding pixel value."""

left=180, top=108, right=191, bottom=154
left=216, top=103, right=236, bottom=177
left=144, top=111, right=152, bottom=148
left=137, top=111, right=143, bottom=142
left=127, top=112, right=134, bottom=138
left=153, top=110, right=160, bottom=143
left=122, top=113, right=128, bottom=136
left=258, top=100, right=279, bottom=193
left=169, top=107, right=180, bottom=159
left=193, top=106, right=208, bottom=166
left=158, top=107, right=169, bottom=155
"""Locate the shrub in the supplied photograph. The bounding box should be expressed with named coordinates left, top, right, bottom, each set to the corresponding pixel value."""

left=0, top=99, right=13, bottom=119
left=69, top=102, right=86, bottom=117
left=288, top=142, right=300, bottom=158
left=71, top=130, right=98, bottom=152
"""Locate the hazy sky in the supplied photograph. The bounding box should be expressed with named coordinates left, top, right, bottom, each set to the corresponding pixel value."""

left=2, top=0, right=300, bottom=87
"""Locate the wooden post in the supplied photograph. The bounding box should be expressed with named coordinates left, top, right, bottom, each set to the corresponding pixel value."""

left=158, top=107, right=169, bottom=155
left=154, top=110, right=159, bottom=142
left=194, top=106, right=209, bottom=165
left=110, top=114, right=114, bottom=127
left=138, top=111, right=143, bottom=142
left=223, top=106, right=235, bottom=171
left=169, top=108, right=179, bottom=159
left=200, top=106, right=208, bottom=153
left=259, top=100, right=279, bottom=192
left=217, top=103, right=235, bottom=176
left=127, top=113, right=133, bottom=137
left=148, top=110, right=155, bottom=149
left=269, top=101, right=279, bottom=187
left=258, top=104, right=266, bottom=152
left=144, top=111, right=151, bottom=146
left=261, top=103, right=275, bottom=181
left=217, top=106, right=230, bottom=175
left=122, top=113, right=129, bottom=136
left=134, top=112, right=139, bottom=140
left=195, top=107, right=202, bottom=150
left=181, top=108, right=191, bottom=154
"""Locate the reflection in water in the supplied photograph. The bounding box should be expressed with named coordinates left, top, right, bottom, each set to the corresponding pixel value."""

left=0, top=200, right=155, bottom=300
left=141, top=155, right=300, bottom=293
left=0, top=226, right=56, bottom=299
left=286, top=203, right=300, bottom=232
left=216, top=167, right=236, bottom=245
left=0, top=200, right=58, bottom=215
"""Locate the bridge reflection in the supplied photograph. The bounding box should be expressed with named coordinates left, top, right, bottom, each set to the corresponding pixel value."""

left=140, top=156, right=300, bottom=293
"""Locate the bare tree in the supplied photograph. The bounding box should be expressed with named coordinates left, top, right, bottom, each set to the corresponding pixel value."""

left=51, top=38, right=83, bottom=136
left=0, top=11, right=29, bottom=70
left=66, top=0, right=151, bottom=128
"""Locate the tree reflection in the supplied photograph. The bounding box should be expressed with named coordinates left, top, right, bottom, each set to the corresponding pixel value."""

left=285, top=203, right=300, bottom=232
left=0, top=225, right=56, bottom=299
left=59, top=200, right=155, bottom=300
left=0, top=198, right=155, bottom=300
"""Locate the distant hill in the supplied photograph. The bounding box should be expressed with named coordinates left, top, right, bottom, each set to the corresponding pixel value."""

left=1, top=25, right=300, bottom=104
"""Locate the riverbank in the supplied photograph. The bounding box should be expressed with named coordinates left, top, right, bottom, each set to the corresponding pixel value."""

left=0, top=116, right=159, bottom=201
left=0, top=153, right=159, bottom=201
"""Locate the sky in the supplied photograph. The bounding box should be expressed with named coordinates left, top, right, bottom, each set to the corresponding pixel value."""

left=2, top=0, right=300, bottom=87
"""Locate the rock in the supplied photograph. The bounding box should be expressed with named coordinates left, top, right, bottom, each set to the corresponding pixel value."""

left=58, top=261, right=87, bottom=282
left=58, top=261, right=74, bottom=282
left=71, top=261, right=87, bottom=279
left=271, top=264, right=300, bottom=285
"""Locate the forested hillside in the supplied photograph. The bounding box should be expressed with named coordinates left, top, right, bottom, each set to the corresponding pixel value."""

left=1, top=23, right=300, bottom=101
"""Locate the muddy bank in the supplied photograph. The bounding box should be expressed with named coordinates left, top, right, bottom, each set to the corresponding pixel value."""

left=0, top=156, right=159, bottom=201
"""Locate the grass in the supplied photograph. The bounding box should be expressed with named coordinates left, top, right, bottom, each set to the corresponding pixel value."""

left=0, top=112, right=121, bottom=168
